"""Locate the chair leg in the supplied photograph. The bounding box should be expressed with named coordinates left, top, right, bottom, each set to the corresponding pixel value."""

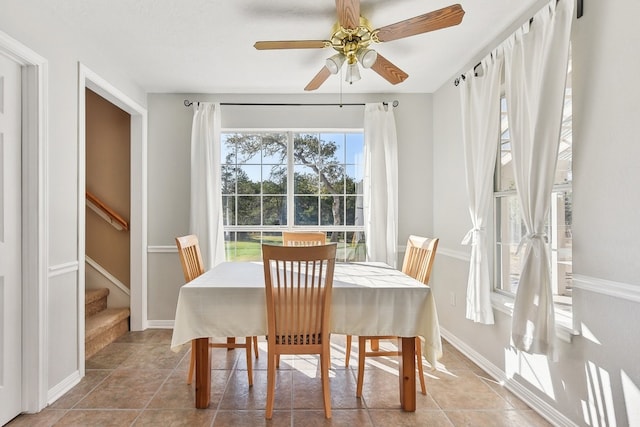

left=356, top=336, right=366, bottom=397
left=246, top=337, right=254, bottom=387
left=266, top=350, right=276, bottom=420
left=320, top=352, right=332, bottom=419
left=276, top=354, right=280, bottom=369
left=345, top=335, right=352, bottom=367
left=186, top=340, right=196, bottom=384
left=253, top=336, right=259, bottom=358
left=415, top=338, right=426, bottom=395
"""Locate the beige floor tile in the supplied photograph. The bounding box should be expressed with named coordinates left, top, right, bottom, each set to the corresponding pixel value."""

left=426, top=369, right=512, bottom=411
left=369, top=408, right=453, bottom=426
left=147, top=369, right=231, bottom=409
left=10, top=331, right=548, bottom=427
left=5, top=409, right=67, bottom=426
left=444, top=409, right=553, bottom=426
left=54, top=409, right=141, bottom=426
left=133, top=409, right=215, bottom=426
left=74, top=369, right=171, bottom=409
left=292, top=409, right=372, bottom=426
left=213, top=409, right=291, bottom=426
left=48, top=370, right=111, bottom=409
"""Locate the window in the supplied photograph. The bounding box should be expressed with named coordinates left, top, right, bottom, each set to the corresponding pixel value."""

left=494, top=56, right=573, bottom=314
left=221, top=130, right=366, bottom=262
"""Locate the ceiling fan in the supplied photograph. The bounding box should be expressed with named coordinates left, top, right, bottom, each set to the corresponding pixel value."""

left=253, top=0, right=465, bottom=91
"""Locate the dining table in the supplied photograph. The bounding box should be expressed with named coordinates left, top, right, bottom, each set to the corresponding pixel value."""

left=170, top=260, right=442, bottom=411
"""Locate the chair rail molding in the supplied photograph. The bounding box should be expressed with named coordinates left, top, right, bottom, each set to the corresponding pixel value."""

left=148, top=245, right=178, bottom=253
left=572, top=274, right=640, bottom=304
left=436, top=246, right=471, bottom=262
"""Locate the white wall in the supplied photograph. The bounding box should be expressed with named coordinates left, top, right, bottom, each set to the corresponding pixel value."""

left=1, top=1, right=145, bottom=406
left=146, top=92, right=433, bottom=321
left=432, top=2, right=640, bottom=426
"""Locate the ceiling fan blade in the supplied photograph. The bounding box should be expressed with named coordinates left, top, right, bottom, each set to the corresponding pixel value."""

left=304, top=66, right=332, bottom=91
left=375, top=4, right=465, bottom=43
left=336, top=0, right=360, bottom=30
left=371, top=53, right=409, bottom=85
left=254, top=40, right=329, bottom=50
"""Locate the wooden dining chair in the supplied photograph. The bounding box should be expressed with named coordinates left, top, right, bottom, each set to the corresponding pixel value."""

left=354, top=235, right=439, bottom=398
left=281, top=231, right=353, bottom=366
left=262, top=243, right=337, bottom=419
left=282, top=231, right=326, bottom=246
left=175, top=234, right=258, bottom=386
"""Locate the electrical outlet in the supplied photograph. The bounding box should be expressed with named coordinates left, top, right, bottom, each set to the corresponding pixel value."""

left=449, top=292, right=456, bottom=306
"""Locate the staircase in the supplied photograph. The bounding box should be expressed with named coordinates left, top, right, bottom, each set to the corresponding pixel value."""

left=85, top=288, right=130, bottom=359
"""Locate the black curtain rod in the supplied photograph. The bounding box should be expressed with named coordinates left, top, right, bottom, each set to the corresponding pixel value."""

left=183, top=100, right=399, bottom=108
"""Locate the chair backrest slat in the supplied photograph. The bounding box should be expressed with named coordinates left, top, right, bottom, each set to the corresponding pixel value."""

left=175, top=235, right=205, bottom=282
left=262, top=244, right=336, bottom=346
left=282, top=231, right=326, bottom=247
left=401, top=235, right=439, bottom=285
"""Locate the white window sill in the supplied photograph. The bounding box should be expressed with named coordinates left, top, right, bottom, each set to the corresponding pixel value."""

left=491, top=292, right=580, bottom=343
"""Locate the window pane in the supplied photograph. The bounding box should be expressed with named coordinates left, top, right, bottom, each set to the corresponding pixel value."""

left=294, top=196, right=319, bottom=225
left=345, top=164, right=363, bottom=194
left=237, top=165, right=261, bottom=194
left=293, top=133, right=321, bottom=165
left=345, top=195, right=363, bottom=226
left=222, top=195, right=236, bottom=226
left=261, top=133, right=287, bottom=164
left=263, top=196, right=286, bottom=226
left=236, top=196, right=261, bottom=225
left=294, top=165, right=319, bottom=194
left=222, top=130, right=365, bottom=262
left=320, top=196, right=343, bottom=226
left=550, top=190, right=573, bottom=303
left=221, top=166, right=236, bottom=195
left=262, top=165, right=286, bottom=194
left=346, top=133, right=364, bottom=164
left=498, top=97, right=515, bottom=191
left=224, top=231, right=262, bottom=262
left=495, top=195, right=525, bottom=294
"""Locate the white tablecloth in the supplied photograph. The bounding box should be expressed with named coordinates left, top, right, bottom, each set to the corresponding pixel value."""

left=170, top=261, right=442, bottom=366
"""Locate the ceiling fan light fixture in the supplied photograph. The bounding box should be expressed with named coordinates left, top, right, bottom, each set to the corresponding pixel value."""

left=356, top=48, right=377, bottom=69
left=326, top=53, right=346, bottom=74
left=345, top=62, right=361, bottom=84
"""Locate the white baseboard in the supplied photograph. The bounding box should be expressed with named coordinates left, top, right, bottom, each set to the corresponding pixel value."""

left=146, top=320, right=174, bottom=329
left=440, top=327, right=578, bottom=427
left=47, top=371, right=82, bottom=405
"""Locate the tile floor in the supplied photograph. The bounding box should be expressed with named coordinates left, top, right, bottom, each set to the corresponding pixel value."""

left=7, top=330, right=552, bottom=426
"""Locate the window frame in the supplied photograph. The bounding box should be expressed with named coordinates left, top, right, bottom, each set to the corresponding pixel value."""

left=220, top=128, right=366, bottom=262
left=491, top=56, right=576, bottom=339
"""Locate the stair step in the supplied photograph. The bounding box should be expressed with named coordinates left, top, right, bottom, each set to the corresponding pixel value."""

left=85, top=288, right=109, bottom=318
left=85, top=307, right=130, bottom=359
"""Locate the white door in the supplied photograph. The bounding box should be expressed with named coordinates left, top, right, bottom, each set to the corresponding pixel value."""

left=0, top=51, right=23, bottom=425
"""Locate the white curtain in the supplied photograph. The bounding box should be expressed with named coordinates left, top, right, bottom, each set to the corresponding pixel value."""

left=363, top=103, right=398, bottom=268
left=190, top=102, right=225, bottom=270
left=504, top=0, right=573, bottom=354
left=459, top=52, right=503, bottom=325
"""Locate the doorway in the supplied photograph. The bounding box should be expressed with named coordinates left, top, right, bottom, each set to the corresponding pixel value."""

left=78, top=64, right=148, bottom=375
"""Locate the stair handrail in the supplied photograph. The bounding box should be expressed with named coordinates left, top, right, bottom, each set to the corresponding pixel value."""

left=86, top=191, right=129, bottom=231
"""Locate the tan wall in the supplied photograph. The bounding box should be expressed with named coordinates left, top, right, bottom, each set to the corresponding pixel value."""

left=86, top=88, right=131, bottom=287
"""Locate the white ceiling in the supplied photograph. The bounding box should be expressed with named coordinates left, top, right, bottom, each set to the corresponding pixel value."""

left=40, top=0, right=544, bottom=94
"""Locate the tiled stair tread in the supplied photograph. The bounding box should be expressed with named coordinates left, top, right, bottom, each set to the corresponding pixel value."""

left=85, top=307, right=130, bottom=342
left=85, top=288, right=109, bottom=305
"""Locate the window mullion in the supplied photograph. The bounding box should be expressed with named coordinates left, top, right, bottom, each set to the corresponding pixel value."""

left=286, top=131, right=294, bottom=229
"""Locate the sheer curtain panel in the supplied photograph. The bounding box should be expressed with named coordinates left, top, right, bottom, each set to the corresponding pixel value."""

left=363, top=103, right=398, bottom=267
left=460, top=52, right=503, bottom=325
left=190, top=102, right=225, bottom=270
left=504, top=0, right=573, bottom=354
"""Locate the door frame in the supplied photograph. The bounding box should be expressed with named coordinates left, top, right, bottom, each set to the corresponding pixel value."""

left=0, top=30, right=49, bottom=413
left=77, top=64, right=148, bottom=375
